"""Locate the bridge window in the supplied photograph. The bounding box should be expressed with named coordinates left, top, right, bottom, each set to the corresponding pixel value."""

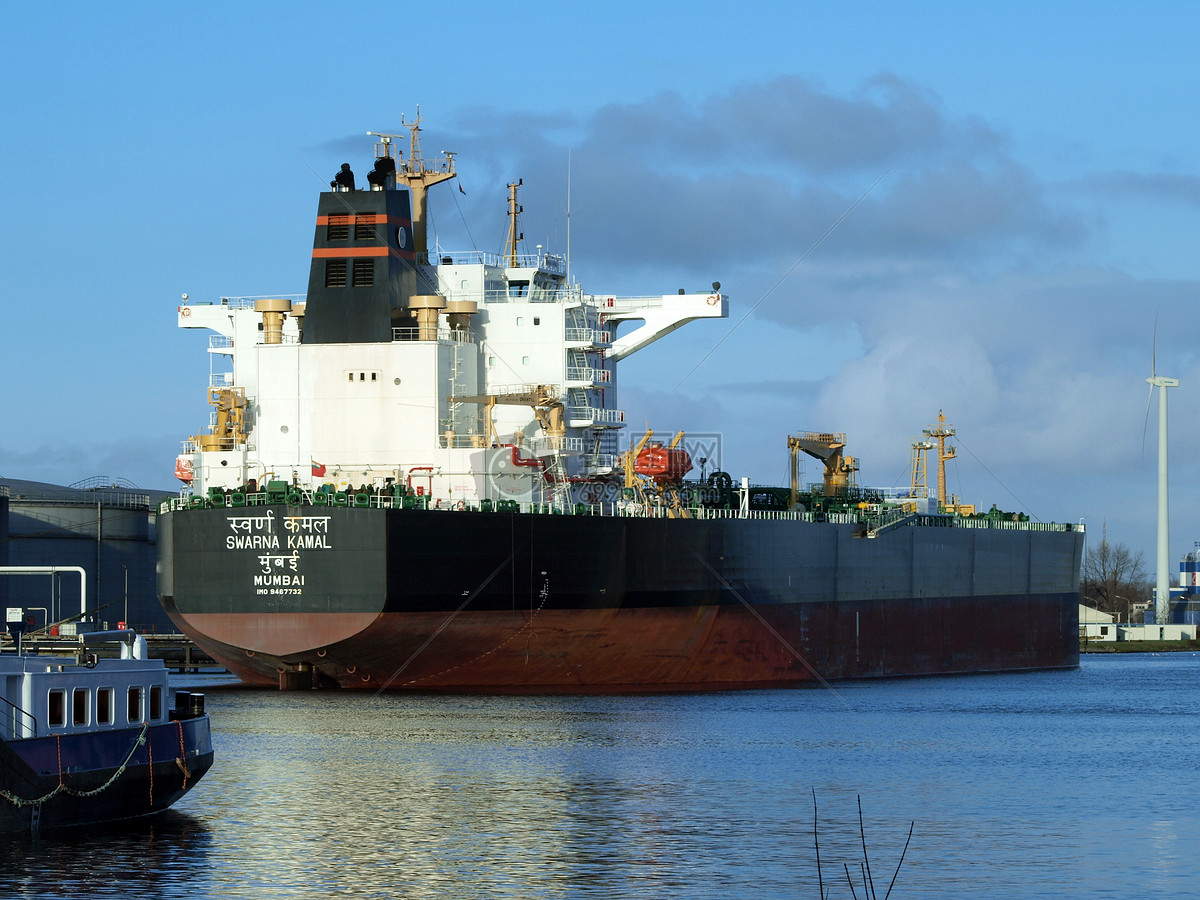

left=150, top=685, right=162, bottom=721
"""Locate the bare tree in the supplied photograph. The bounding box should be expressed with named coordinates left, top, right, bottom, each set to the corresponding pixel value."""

left=1081, top=524, right=1148, bottom=624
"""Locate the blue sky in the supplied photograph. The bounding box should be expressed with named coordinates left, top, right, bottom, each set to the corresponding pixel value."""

left=4, top=1, right=1200, bottom=571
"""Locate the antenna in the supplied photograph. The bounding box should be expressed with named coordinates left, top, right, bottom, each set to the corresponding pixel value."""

left=566, top=148, right=572, bottom=290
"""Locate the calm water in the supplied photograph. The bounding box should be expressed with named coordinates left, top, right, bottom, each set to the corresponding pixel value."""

left=1, top=653, right=1197, bottom=899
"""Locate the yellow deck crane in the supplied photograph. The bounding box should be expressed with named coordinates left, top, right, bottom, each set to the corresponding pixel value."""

left=451, top=385, right=570, bottom=505
left=786, top=432, right=858, bottom=509
left=451, top=385, right=565, bottom=448
left=191, top=387, right=248, bottom=451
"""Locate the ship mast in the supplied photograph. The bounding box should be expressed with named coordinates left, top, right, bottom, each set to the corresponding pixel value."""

left=909, top=438, right=933, bottom=499
left=371, top=109, right=457, bottom=259
left=923, top=411, right=956, bottom=508
left=504, top=179, right=523, bottom=266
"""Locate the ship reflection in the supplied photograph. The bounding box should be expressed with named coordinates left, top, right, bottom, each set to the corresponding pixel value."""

left=0, top=810, right=213, bottom=897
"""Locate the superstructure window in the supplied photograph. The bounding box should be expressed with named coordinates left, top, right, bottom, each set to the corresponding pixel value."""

left=354, top=215, right=377, bottom=240
left=128, top=686, right=143, bottom=723
left=48, top=689, right=65, bottom=727
left=97, top=688, right=114, bottom=725
left=73, top=688, right=89, bottom=726
left=150, top=685, right=162, bottom=721
left=325, top=260, right=347, bottom=288
left=352, top=258, right=375, bottom=287
left=327, top=216, right=349, bottom=241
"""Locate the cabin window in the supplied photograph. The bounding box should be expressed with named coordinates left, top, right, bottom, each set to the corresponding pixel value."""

left=128, top=686, right=143, bottom=723
left=352, top=258, right=374, bottom=287
left=150, top=685, right=162, bottom=721
left=354, top=215, right=377, bottom=240
left=97, top=688, right=114, bottom=725
left=522, top=356, right=530, bottom=366
left=72, top=688, right=89, bottom=726
left=48, top=689, right=66, bottom=728
left=533, top=317, right=540, bottom=326
left=327, top=216, right=349, bottom=241
left=325, top=260, right=347, bottom=288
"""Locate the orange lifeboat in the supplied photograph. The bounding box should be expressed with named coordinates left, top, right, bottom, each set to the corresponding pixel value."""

left=634, top=443, right=692, bottom=483
left=175, top=455, right=194, bottom=483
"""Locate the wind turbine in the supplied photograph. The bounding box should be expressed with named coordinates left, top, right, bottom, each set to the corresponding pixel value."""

left=1146, top=338, right=1178, bottom=626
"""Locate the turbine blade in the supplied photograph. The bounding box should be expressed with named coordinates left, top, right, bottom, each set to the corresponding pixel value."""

left=1142, top=382, right=1154, bottom=463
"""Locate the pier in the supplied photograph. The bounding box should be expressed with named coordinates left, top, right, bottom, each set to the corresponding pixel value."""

left=0, top=632, right=224, bottom=675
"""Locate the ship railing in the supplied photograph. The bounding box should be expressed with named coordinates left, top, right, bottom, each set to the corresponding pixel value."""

left=532, top=436, right=586, bottom=454
left=593, top=295, right=665, bottom=312
left=425, top=249, right=503, bottom=267
left=391, top=325, right=477, bottom=344
left=443, top=288, right=566, bottom=305
left=480, top=382, right=561, bottom=399
left=439, top=434, right=491, bottom=449
left=565, top=327, right=612, bottom=345
left=568, top=407, right=626, bottom=426
left=157, top=491, right=1085, bottom=532
left=630, top=506, right=816, bottom=522
left=584, top=453, right=619, bottom=470
left=186, top=295, right=306, bottom=310
left=952, top=517, right=1083, bottom=533
left=0, top=696, right=37, bottom=740
left=426, top=250, right=566, bottom=274
left=565, top=366, right=611, bottom=386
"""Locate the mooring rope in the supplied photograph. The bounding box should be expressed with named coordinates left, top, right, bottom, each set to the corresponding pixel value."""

left=0, top=722, right=151, bottom=808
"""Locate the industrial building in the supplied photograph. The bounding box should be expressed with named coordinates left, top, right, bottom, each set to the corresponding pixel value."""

left=0, top=477, right=174, bottom=632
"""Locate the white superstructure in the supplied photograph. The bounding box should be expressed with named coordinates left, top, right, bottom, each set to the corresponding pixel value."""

left=175, top=158, right=726, bottom=506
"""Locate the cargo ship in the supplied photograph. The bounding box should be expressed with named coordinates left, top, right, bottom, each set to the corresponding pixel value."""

left=157, top=115, right=1085, bottom=691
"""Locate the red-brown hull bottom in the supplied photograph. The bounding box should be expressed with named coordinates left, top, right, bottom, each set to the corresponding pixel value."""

left=170, top=592, right=1078, bottom=692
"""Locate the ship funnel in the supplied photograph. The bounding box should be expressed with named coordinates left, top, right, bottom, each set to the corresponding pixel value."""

left=255, top=298, right=293, bottom=344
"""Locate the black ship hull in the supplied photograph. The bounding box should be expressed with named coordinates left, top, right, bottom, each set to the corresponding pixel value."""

left=158, top=504, right=1084, bottom=691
